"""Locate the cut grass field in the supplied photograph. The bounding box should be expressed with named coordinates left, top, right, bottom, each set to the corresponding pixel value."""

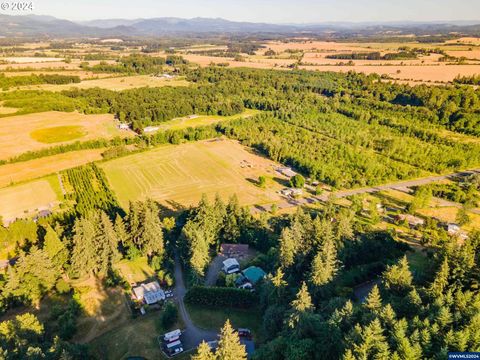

left=186, top=303, right=262, bottom=337
left=0, top=149, right=104, bottom=188
left=100, top=139, right=283, bottom=209
left=30, top=125, right=87, bottom=143
left=157, top=109, right=260, bottom=131
left=0, top=177, right=60, bottom=225
left=115, top=257, right=156, bottom=284
left=17, top=75, right=190, bottom=92
left=0, top=111, right=130, bottom=160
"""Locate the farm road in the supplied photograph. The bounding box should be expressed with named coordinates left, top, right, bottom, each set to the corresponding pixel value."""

left=255, top=168, right=480, bottom=213
left=173, top=254, right=217, bottom=351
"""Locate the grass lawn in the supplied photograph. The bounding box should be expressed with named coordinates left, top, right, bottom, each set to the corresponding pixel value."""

left=407, top=251, right=433, bottom=283
left=88, top=310, right=186, bottom=360
left=186, top=304, right=262, bottom=338
left=30, top=125, right=86, bottom=143
left=115, top=257, right=156, bottom=284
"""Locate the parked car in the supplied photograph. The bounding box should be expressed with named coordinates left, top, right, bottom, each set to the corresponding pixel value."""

left=164, top=340, right=183, bottom=356
left=236, top=328, right=252, bottom=340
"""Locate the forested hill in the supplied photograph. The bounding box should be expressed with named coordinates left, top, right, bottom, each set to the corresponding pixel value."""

left=5, top=65, right=477, bottom=188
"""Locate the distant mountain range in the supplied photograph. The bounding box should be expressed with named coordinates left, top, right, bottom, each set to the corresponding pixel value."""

left=0, top=14, right=480, bottom=38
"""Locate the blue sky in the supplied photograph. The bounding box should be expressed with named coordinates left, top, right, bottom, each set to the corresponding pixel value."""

left=32, top=0, right=480, bottom=23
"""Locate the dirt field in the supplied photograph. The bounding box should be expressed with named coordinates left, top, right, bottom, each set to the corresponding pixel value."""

left=0, top=149, right=104, bottom=188
left=0, top=178, right=60, bottom=224
left=183, top=38, right=480, bottom=83
left=100, top=139, right=283, bottom=209
left=15, top=75, right=190, bottom=92
left=0, top=111, right=131, bottom=160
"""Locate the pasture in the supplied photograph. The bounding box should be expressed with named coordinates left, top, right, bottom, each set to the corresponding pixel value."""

left=17, top=75, right=190, bottom=92
left=0, top=111, right=129, bottom=160
left=100, top=139, right=283, bottom=209
left=0, top=178, right=60, bottom=225
left=0, top=149, right=104, bottom=188
left=157, top=109, right=260, bottom=131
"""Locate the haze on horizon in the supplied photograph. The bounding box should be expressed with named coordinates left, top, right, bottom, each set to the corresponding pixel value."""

left=26, top=0, right=480, bottom=24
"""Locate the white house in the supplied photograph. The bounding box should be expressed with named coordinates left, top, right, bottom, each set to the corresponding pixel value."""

left=447, top=223, right=461, bottom=235
left=132, top=281, right=165, bottom=305
left=118, top=123, right=130, bottom=130
left=143, top=126, right=159, bottom=133
left=222, top=258, right=240, bottom=274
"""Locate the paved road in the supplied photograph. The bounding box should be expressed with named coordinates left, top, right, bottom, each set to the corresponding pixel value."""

left=254, top=168, right=480, bottom=213
left=173, top=254, right=218, bottom=351
left=205, top=255, right=226, bottom=287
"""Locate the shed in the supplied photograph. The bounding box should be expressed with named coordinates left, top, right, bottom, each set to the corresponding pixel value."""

left=242, top=266, right=266, bottom=285
left=132, top=281, right=165, bottom=305
left=220, top=243, right=249, bottom=258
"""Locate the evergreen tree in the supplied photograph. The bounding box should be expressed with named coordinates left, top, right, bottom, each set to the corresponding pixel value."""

left=43, top=226, right=68, bottom=270
left=216, top=320, right=247, bottom=360
left=310, top=237, right=341, bottom=286
left=192, top=341, right=216, bottom=360
left=364, top=285, right=382, bottom=314
left=279, top=227, right=297, bottom=268
left=289, top=282, right=314, bottom=328
left=429, top=258, right=450, bottom=297
left=383, top=256, right=413, bottom=294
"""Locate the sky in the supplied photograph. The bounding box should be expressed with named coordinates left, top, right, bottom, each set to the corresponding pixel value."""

left=29, top=0, right=480, bottom=23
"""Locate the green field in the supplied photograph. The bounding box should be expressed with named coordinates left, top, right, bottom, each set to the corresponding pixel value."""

left=30, top=125, right=86, bottom=143
left=186, top=304, right=262, bottom=337
left=115, top=257, right=156, bottom=284
left=158, top=109, right=260, bottom=131
left=99, top=139, right=282, bottom=209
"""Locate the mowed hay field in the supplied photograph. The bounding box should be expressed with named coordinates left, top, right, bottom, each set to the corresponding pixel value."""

left=100, top=139, right=283, bottom=209
left=0, top=149, right=104, bottom=188
left=17, top=75, right=190, bottom=92
left=0, top=111, right=130, bottom=160
left=0, top=178, right=60, bottom=224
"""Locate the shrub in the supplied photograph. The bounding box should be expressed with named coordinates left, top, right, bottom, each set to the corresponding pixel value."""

left=160, top=301, right=178, bottom=329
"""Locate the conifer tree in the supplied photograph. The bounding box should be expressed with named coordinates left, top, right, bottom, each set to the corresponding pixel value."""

left=43, top=226, right=68, bottom=270
left=192, top=341, right=216, bottom=360
left=216, top=320, right=247, bottom=360
left=383, top=256, right=413, bottom=294
left=310, top=237, right=341, bottom=286
left=364, top=285, right=382, bottom=314
left=289, top=282, right=314, bottom=327
left=429, top=258, right=450, bottom=297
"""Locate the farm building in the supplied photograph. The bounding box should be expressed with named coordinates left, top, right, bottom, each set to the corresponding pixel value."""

left=118, top=123, right=130, bottom=130
left=220, top=243, right=249, bottom=258
left=222, top=258, right=240, bottom=274
left=132, top=281, right=165, bottom=305
left=280, top=188, right=302, bottom=197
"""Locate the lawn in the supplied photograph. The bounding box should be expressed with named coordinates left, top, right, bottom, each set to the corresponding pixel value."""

left=88, top=309, right=186, bottom=360
left=157, top=109, right=260, bottom=131
left=30, top=125, right=86, bottom=143
left=100, top=139, right=283, bottom=209
left=0, top=178, right=60, bottom=225
left=115, top=257, right=156, bottom=284
left=186, top=304, right=262, bottom=338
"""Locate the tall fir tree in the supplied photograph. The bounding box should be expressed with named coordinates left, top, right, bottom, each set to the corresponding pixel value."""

left=216, top=320, right=247, bottom=360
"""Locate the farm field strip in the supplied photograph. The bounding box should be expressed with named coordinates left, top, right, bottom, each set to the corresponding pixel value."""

left=0, top=111, right=130, bottom=160
left=0, top=149, right=104, bottom=188
left=0, top=178, right=60, bottom=225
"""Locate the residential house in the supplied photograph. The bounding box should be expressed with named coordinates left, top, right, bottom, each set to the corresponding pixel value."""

left=132, top=281, right=165, bottom=305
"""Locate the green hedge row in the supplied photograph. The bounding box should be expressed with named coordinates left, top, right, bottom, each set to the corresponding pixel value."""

left=184, top=286, right=258, bottom=309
